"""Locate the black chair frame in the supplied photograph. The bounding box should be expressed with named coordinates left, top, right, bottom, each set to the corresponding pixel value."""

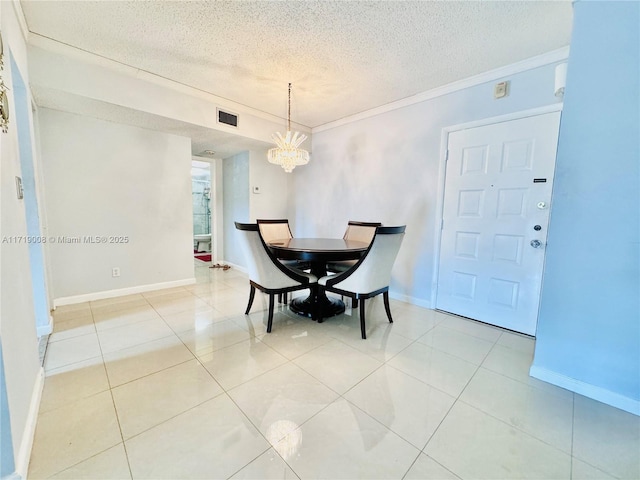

left=327, top=220, right=383, bottom=308
left=257, top=218, right=311, bottom=289
left=235, top=222, right=314, bottom=333
left=341, top=221, right=383, bottom=239
left=316, top=225, right=405, bottom=339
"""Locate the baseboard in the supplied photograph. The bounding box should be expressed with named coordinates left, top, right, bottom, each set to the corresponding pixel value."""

left=53, top=278, right=197, bottom=307
left=529, top=365, right=640, bottom=416
left=223, top=262, right=247, bottom=274
left=389, top=292, right=431, bottom=309
left=36, top=315, right=53, bottom=337
left=14, top=368, right=44, bottom=478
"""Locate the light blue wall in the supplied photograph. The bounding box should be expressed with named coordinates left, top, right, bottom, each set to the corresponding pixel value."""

left=532, top=1, right=640, bottom=413
left=0, top=341, right=15, bottom=478
left=223, top=152, right=250, bottom=267
left=11, top=55, right=50, bottom=335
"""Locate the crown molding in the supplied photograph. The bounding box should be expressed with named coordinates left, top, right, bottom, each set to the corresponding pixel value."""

left=313, top=46, right=570, bottom=134
left=10, top=0, right=30, bottom=43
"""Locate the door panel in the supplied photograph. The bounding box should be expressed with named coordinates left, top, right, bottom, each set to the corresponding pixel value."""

left=436, top=112, right=561, bottom=335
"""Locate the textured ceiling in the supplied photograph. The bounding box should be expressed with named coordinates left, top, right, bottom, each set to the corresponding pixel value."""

left=21, top=0, right=573, bottom=132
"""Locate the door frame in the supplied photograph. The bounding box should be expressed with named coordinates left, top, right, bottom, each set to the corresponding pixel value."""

left=430, top=103, right=564, bottom=310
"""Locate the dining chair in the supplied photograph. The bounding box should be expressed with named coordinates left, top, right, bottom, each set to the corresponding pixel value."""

left=315, top=225, right=406, bottom=339
left=326, top=221, right=382, bottom=274
left=257, top=219, right=311, bottom=298
left=235, top=222, right=317, bottom=333
left=326, top=221, right=382, bottom=308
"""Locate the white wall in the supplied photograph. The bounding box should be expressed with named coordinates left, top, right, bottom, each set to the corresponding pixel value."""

left=0, top=1, right=44, bottom=476
left=294, top=61, right=564, bottom=306
left=248, top=149, right=294, bottom=226
left=222, top=149, right=294, bottom=269
left=39, top=109, right=195, bottom=301
left=223, top=152, right=250, bottom=267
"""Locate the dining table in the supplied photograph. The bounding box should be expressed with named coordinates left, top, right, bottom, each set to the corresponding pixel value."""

left=267, top=238, right=369, bottom=320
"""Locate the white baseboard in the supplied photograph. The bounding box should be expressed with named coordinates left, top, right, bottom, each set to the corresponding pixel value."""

left=36, top=315, right=53, bottom=337
left=53, top=278, right=197, bottom=307
left=389, top=292, right=432, bottom=309
left=529, top=365, right=640, bottom=416
left=223, top=262, right=247, bottom=274
left=14, top=368, right=44, bottom=478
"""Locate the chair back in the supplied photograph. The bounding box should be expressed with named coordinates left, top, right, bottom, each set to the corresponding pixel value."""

left=327, top=226, right=406, bottom=294
left=235, top=222, right=309, bottom=288
left=343, top=221, right=382, bottom=244
left=257, top=219, right=293, bottom=243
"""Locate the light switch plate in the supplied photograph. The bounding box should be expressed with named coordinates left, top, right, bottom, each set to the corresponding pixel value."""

left=252, top=186, right=261, bottom=194
left=15, top=176, right=23, bottom=199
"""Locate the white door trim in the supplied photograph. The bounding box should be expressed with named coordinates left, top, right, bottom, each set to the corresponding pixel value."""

left=430, top=103, right=564, bottom=309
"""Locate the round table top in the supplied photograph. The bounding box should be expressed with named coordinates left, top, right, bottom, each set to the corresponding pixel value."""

left=267, top=238, right=368, bottom=261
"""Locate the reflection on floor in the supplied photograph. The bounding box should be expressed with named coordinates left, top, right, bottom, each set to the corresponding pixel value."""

left=28, top=261, right=639, bottom=479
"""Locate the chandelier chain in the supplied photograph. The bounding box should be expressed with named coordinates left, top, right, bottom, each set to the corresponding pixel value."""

left=287, top=82, right=292, bottom=131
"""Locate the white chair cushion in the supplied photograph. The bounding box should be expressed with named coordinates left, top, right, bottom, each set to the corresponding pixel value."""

left=318, top=231, right=404, bottom=293
left=237, top=227, right=317, bottom=288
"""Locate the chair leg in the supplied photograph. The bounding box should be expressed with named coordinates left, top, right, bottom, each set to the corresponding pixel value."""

left=353, top=298, right=359, bottom=308
left=360, top=299, right=367, bottom=339
left=278, top=293, right=282, bottom=304
left=383, top=291, right=393, bottom=323
left=267, top=294, right=275, bottom=333
left=245, top=285, right=256, bottom=314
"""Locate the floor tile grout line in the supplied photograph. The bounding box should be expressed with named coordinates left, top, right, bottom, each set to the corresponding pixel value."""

left=107, top=356, right=197, bottom=390
left=88, top=302, right=136, bottom=480
left=454, top=397, right=574, bottom=457
left=423, top=340, right=575, bottom=457
left=570, top=392, right=575, bottom=478
left=419, top=356, right=484, bottom=468
left=116, top=389, right=229, bottom=444
left=222, top=382, right=306, bottom=479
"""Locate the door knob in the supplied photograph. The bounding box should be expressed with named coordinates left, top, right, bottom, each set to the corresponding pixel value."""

left=530, top=239, right=542, bottom=248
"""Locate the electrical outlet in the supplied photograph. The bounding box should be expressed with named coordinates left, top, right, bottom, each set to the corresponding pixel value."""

left=112, top=267, right=120, bottom=277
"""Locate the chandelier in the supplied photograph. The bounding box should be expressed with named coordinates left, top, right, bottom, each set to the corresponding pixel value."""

left=267, top=83, right=309, bottom=173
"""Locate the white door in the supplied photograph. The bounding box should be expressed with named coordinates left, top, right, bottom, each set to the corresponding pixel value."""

left=436, top=112, right=561, bottom=335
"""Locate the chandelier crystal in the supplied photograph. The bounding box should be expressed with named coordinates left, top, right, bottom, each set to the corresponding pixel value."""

left=267, top=83, right=309, bottom=173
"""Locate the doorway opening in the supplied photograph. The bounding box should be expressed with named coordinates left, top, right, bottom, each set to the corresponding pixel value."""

left=192, top=160, right=213, bottom=262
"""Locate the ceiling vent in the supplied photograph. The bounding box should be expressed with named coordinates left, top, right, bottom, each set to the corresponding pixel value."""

left=217, top=109, right=238, bottom=128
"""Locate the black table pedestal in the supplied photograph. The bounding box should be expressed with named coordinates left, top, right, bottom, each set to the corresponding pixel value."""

left=289, top=261, right=345, bottom=321
left=289, top=294, right=345, bottom=321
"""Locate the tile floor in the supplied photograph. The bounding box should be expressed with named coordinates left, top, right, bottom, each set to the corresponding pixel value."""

left=28, top=260, right=640, bottom=479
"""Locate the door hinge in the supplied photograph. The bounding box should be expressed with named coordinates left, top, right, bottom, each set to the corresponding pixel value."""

left=440, top=218, right=444, bottom=230
left=445, top=150, right=449, bottom=162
